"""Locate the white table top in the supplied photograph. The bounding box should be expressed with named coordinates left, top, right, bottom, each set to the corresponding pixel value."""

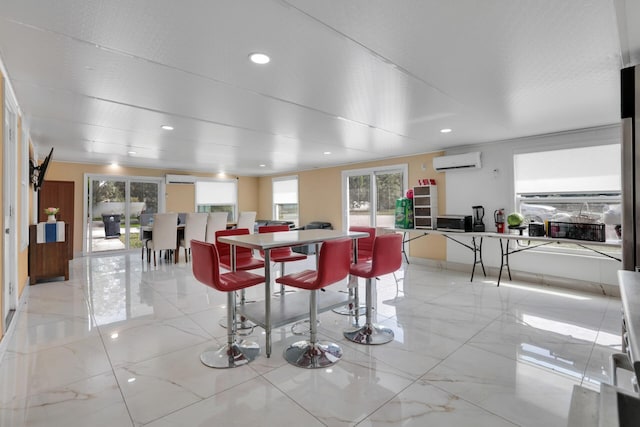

left=387, top=227, right=621, bottom=248
left=217, top=229, right=369, bottom=250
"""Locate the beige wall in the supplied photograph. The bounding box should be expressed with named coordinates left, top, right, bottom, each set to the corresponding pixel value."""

left=44, top=162, right=259, bottom=255
left=258, top=151, right=447, bottom=261
left=17, top=117, right=29, bottom=298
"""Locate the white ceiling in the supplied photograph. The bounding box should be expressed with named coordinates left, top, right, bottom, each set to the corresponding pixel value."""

left=1, top=0, right=638, bottom=176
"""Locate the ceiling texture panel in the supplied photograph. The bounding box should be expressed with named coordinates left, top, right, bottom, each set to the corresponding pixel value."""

left=0, top=0, right=638, bottom=175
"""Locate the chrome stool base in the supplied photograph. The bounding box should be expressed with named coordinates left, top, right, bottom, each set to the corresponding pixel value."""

left=200, top=340, right=260, bottom=369
left=343, top=323, right=394, bottom=345
left=218, top=316, right=255, bottom=335
left=284, top=340, right=342, bottom=368
left=332, top=303, right=367, bottom=316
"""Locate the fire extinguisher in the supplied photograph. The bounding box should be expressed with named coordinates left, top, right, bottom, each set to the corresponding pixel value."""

left=494, top=209, right=505, bottom=233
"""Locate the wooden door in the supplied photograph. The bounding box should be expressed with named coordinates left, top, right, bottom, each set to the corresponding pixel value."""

left=38, top=180, right=74, bottom=260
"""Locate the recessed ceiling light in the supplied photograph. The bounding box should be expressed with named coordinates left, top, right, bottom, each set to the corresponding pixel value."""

left=127, top=151, right=136, bottom=155
left=110, top=162, right=119, bottom=167
left=161, top=125, right=174, bottom=131
left=259, top=164, right=266, bottom=167
left=440, top=128, right=452, bottom=133
left=323, top=151, right=332, bottom=155
left=249, top=52, right=270, bottom=65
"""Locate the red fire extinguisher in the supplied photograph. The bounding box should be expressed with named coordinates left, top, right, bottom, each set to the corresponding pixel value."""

left=494, top=209, right=505, bottom=233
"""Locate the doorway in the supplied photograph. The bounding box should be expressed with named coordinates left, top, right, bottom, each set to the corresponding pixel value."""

left=85, top=175, right=163, bottom=254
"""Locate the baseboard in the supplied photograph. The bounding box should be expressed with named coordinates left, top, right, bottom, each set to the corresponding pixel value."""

left=0, top=277, right=31, bottom=365
left=407, top=257, right=619, bottom=297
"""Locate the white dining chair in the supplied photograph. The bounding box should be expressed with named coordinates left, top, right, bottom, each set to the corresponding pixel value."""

left=180, top=212, right=208, bottom=262
left=205, top=212, right=229, bottom=243
left=236, top=211, right=257, bottom=234
left=147, top=213, right=178, bottom=266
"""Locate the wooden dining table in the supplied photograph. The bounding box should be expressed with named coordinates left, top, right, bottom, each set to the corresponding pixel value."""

left=217, top=228, right=369, bottom=357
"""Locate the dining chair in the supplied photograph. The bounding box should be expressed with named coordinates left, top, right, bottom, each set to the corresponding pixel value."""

left=343, top=233, right=402, bottom=345
left=258, top=225, right=307, bottom=296
left=190, top=239, right=264, bottom=368
left=147, top=213, right=178, bottom=266
left=205, top=212, right=229, bottom=243
left=179, top=212, right=208, bottom=262
left=236, top=211, right=257, bottom=234
left=276, top=238, right=351, bottom=368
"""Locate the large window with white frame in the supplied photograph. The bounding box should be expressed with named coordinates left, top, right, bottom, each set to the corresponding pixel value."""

left=195, top=179, right=237, bottom=222
left=514, top=144, right=621, bottom=249
left=273, top=176, right=299, bottom=226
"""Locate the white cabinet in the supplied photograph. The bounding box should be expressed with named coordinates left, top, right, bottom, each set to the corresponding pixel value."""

left=413, top=184, right=438, bottom=229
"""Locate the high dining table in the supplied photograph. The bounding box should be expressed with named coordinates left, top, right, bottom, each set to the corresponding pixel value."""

left=217, top=228, right=369, bottom=357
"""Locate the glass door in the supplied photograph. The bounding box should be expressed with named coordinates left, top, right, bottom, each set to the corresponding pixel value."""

left=88, top=178, right=126, bottom=253
left=128, top=181, right=160, bottom=250
left=347, top=174, right=372, bottom=227
left=86, top=176, right=162, bottom=254
left=344, top=165, right=407, bottom=229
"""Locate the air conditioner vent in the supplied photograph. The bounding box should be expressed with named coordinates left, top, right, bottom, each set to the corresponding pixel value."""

left=165, top=174, right=196, bottom=184
left=433, top=152, right=481, bottom=172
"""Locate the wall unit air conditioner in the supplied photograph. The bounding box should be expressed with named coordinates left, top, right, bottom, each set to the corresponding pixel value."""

left=165, top=174, right=196, bottom=184
left=432, top=152, right=481, bottom=172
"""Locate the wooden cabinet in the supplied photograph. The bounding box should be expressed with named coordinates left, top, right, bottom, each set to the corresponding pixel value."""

left=413, top=184, right=438, bottom=229
left=29, top=224, right=70, bottom=285
left=38, top=180, right=74, bottom=260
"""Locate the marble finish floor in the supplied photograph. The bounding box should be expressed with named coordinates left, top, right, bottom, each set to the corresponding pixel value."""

left=0, top=252, right=623, bottom=426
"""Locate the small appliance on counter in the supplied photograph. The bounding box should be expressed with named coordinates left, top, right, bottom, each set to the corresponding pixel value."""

left=472, top=205, right=485, bottom=232
left=494, top=209, right=505, bottom=233
left=528, top=222, right=545, bottom=237
left=436, top=215, right=472, bottom=232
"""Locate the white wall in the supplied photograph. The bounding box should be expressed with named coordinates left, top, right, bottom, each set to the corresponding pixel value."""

left=443, top=125, right=621, bottom=290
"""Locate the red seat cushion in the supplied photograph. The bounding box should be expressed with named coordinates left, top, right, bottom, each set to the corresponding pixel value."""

left=215, top=228, right=265, bottom=271
left=276, top=239, right=351, bottom=291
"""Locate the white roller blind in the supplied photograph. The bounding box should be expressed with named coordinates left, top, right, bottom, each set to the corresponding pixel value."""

left=273, top=177, right=298, bottom=204
left=514, top=144, right=621, bottom=194
left=196, top=180, right=237, bottom=204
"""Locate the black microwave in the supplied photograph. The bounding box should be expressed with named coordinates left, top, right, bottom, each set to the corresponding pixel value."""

left=436, top=215, right=473, bottom=232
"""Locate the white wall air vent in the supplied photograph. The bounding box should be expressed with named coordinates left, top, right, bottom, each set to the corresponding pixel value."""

left=432, top=152, right=481, bottom=172
left=165, top=174, right=196, bottom=184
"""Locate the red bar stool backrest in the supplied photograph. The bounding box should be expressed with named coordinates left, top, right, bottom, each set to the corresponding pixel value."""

left=351, top=234, right=403, bottom=279
left=191, top=239, right=264, bottom=292
left=315, top=238, right=352, bottom=288
left=349, top=226, right=376, bottom=262
left=215, top=228, right=254, bottom=261
left=258, top=225, right=293, bottom=259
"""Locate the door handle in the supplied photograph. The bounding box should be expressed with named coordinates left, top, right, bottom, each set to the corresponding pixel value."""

left=5, top=228, right=9, bottom=234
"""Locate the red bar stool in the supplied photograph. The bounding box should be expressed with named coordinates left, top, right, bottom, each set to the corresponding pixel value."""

left=276, top=238, right=351, bottom=368
left=215, top=228, right=265, bottom=332
left=190, top=240, right=265, bottom=368
left=258, top=225, right=307, bottom=296
left=334, top=226, right=376, bottom=316
left=344, top=233, right=402, bottom=345
left=215, top=228, right=265, bottom=271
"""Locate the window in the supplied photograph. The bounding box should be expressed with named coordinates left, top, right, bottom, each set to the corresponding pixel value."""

left=273, top=176, right=298, bottom=226
left=514, top=144, right=621, bottom=246
left=195, top=179, right=237, bottom=221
